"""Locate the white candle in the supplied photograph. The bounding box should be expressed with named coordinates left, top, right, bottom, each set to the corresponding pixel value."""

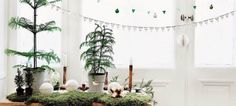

left=63, top=54, right=68, bottom=67
left=130, top=57, right=133, bottom=65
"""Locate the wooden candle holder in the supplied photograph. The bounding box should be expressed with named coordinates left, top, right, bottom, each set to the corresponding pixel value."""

left=129, top=65, right=133, bottom=92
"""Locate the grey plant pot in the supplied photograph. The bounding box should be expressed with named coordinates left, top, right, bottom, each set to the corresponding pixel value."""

left=32, top=71, right=45, bottom=91
left=88, top=74, right=105, bottom=92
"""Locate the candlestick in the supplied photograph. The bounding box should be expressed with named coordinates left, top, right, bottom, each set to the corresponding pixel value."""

left=128, top=64, right=133, bottom=92
left=63, top=66, right=67, bottom=85
left=103, top=72, right=108, bottom=90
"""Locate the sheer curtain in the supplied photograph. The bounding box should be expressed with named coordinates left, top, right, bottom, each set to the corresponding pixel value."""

left=81, top=0, right=176, bottom=69
left=194, top=0, right=236, bottom=67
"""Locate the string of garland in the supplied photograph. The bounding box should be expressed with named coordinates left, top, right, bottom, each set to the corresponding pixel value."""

left=51, top=4, right=236, bottom=32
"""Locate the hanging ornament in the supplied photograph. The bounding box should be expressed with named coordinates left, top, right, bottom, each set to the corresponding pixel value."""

left=209, top=19, right=214, bottom=23
left=209, top=4, right=213, bottom=10
left=220, top=15, right=224, bottom=19
left=133, top=26, right=137, bottom=31
left=132, top=9, right=136, bottom=13
left=162, top=10, right=166, bottom=14
left=225, top=13, right=229, bottom=18
left=166, top=26, right=171, bottom=31
left=122, top=25, right=126, bottom=30
left=94, top=20, right=98, bottom=24
left=144, top=27, right=148, bottom=31
left=161, top=27, right=165, bottom=31
left=199, top=21, right=203, bottom=26
left=88, top=18, right=93, bottom=22
left=230, top=11, right=234, bottom=16
left=116, top=24, right=120, bottom=29
left=138, top=27, right=143, bottom=31
left=115, top=8, right=120, bottom=14
left=99, top=21, right=104, bottom=25
left=193, top=5, right=197, bottom=9
left=128, top=26, right=131, bottom=31
left=147, top=11, right=151, bottom=14
left=215, top=17, right=219, bottom=22
left=155, top=27, right=159, bottom=32
left=153, top=12, right=157, bottom=18
left=83, top=17, right=88, bottom=22
left=149, top=27, right=154, bottom=31
left=111, top=24, right=115, bottom=28
left=97, top=0, right=100, bottom=3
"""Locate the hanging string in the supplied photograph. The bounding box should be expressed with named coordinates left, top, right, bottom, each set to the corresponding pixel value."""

left=51, top=4, right=236, bottom=32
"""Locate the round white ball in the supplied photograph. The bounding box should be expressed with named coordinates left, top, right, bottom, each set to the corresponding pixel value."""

left=39, top=82, right=54, bottom=95
left=65, top=80, right=79, bottom=91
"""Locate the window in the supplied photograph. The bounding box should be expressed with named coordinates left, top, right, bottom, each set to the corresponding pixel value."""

left=16, top=1, right=62, bottom=66
left=194, top=0, right=236, bottom=67
left=81, top=0, right=176, bottom=69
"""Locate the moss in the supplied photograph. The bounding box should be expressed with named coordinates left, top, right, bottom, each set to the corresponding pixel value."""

left=7, top=91, right=151, bottom=106
left=7, top=93, right=30, bottom=102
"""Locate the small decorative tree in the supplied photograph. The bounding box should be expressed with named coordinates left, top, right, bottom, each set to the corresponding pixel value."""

left=6, top=0, right=61, bottom=95
left=80, top=24, right=115, bottom=92
left=14, top=69, right=24, bottom=96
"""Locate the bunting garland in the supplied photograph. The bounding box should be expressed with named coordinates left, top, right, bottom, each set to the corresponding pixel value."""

left=51, top=4, right=236, bottom=32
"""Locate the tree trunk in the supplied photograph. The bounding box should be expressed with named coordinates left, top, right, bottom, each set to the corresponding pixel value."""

left=33, top=0, right=37, bottom=68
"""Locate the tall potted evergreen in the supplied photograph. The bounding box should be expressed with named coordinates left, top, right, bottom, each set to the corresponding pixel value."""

left=80, top=24, right=115, bottom=92
left=6, top=0, right=61, bottom=95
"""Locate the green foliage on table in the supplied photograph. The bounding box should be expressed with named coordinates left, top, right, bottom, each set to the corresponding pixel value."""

left=7, top=91, right=151, bottom=106
left=80, top=24, right=116, bottom=75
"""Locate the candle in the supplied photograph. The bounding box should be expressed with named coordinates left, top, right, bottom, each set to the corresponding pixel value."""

left=128, top=63, right=133, bottom=92
left=63, top=54, right=68, bottom=67
left=130, top=57, right=133, bottom=65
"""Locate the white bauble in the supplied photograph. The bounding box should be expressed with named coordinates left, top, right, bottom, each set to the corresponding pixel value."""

left=65, top=80, right=79, bottom=91
left=39, top=82, right=54, bottom=95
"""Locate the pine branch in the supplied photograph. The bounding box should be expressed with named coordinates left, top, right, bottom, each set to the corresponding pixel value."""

left=9, top=17, right=34, bottom=33
left=19, top=0, right=34, bottom=8
left=5, top=49, right=60, bottom=64
left=36, top=0, right=62, bottom=8
left=37, top=21, right=61, bottom=33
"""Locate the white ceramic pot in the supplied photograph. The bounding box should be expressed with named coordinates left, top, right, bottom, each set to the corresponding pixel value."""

left=32, top=72, right=45, bottom=91
left=88, top=74, right=105, bottom=92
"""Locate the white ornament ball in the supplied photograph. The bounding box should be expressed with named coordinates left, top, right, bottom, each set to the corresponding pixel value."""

left=65, top=80, right=79, bottom=91
left=39, top=82, right=54, bottom=95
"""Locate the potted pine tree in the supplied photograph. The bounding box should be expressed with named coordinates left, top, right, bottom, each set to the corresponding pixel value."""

left=6, top=0, right=61, bottom=95
left=14, top=69, right=24, bottom=96
left=80, top=24, right=115, bottom=92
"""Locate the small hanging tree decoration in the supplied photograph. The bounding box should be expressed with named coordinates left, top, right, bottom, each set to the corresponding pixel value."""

left=14, top=68, right=24, bottom=96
